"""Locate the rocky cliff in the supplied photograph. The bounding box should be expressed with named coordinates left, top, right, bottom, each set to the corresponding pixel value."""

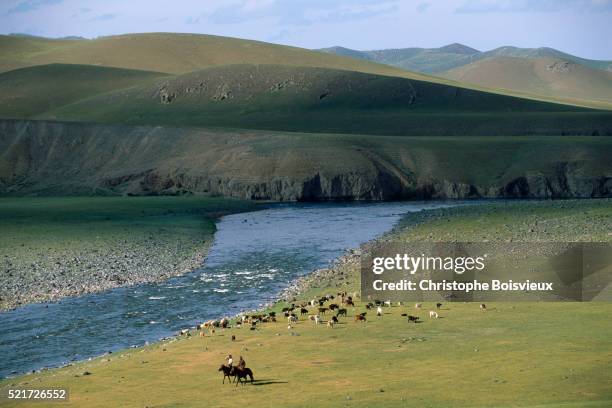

left=1, top=120, right=610, bottom=200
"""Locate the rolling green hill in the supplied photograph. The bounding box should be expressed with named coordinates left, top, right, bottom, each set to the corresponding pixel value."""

left=319, top=43, right=612, bottom=107
left=440, top=56, right=612, bottom=108
left=484, top=46, right=612, bottom=71
left=0, top=33, right=437, bottom=82
left=1, top=64, right=610, bottom=136
left=0, top=64, right=167, bottom=118
left=2, top=33, right=611, bottom=110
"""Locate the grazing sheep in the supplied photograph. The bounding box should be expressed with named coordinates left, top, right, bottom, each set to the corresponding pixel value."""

left=327, top=320, right=334, bottom=328
left=376, top=306, right=383, bottom=317
left=480, top=303, right=487, bottom=311
left=429, top=311, right=439, bottom=319
left=415, top=303, right=422, bottom=309
left=436, top=303, right=442, bottom=309
left=336, top=308, right=347, bottom=317
left=314, top=315, right=322, bottom=325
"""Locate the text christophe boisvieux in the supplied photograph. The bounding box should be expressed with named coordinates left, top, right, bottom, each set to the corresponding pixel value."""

left=370, top=254, right=554, bottom=292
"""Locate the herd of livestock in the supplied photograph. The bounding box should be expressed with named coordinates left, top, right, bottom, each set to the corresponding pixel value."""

left=175, top=291, right=489, bottom=385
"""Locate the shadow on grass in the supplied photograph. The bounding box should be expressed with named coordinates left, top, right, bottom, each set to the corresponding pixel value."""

left=251, top=379, right=288, bottom=386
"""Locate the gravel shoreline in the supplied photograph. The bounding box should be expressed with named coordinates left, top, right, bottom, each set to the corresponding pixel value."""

left=0, top=238, right=210, bottom=311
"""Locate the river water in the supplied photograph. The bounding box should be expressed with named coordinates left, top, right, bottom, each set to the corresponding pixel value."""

left=0, top=201, right=456, bottom=378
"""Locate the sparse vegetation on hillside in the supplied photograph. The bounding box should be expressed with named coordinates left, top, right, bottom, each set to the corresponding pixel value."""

left=1, top=64, right=610, bottom=135
left=441, top=56, right=612, bottom=108
left=2, top=121, right=611, bottom=199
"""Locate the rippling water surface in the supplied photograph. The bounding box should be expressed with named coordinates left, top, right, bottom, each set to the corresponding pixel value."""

left=0, top=201, right=457, bottom=378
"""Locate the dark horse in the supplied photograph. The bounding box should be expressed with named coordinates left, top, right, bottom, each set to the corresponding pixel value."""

left=218, top=365, right=235, bottom=384
left=230, top=366, right=254, bottom=386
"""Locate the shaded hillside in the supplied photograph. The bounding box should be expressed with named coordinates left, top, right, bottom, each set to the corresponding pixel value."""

left=2, top=64, right=609, bottom=136
left=1, top=120, right=611, bottom=200
left=441, top=57, right=612, bottom=108
left=0, top=64, right=167, bottom=118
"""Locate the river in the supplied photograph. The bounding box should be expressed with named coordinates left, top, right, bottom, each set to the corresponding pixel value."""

left=0, top=201, right=457, bottom=378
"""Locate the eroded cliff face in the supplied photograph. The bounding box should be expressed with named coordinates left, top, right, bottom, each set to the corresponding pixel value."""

left=1, top=120, right=610, bottom=200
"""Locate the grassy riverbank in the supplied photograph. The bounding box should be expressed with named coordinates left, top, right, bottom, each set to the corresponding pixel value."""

left=1, top=199, right=611, bottom=407
left=0, top=196, right=257, bottom=310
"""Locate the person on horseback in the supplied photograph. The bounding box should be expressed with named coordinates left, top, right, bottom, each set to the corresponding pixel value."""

left=238, top=356, right=246, bottom=370
left=225, top=354, right=233, bottom=368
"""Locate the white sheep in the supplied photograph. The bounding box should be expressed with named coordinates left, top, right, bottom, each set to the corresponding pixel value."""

left=429, top=311, right=439, bottom=319
left=376, top=306, right=383, bottom=316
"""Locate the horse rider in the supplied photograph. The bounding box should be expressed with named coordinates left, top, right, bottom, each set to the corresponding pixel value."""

left=237, top=356, right=246, bottom=370
left=225, top=354, right=233, bottom=368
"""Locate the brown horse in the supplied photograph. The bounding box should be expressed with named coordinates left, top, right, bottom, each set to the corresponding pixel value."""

left=230, top=366, right=254, bottom=386
left=218, top=365, right=235, bottom=384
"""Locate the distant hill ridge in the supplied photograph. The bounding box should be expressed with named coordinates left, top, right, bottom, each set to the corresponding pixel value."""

left=318, top=43, right=612, bottom=73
